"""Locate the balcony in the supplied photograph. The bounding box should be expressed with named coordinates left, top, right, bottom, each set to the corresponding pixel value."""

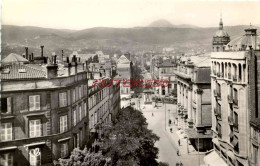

left=228, top=73, right=231, bottom=79
left=219, top=73, right=224, bottom=78
left=218, top=132, right=222, bottom=139
left=228, top=95, right=233, bottom=104
left=214, top=90, right=217, bottom=97
left=233, top=99, right=238, bottom=106
left=234, top=123, right=239, bottom=132
left=214, top=90, right=221, bottom=98
left=214, top=108, right=218, bottom=116
left=228, top=116, right=234, bottom=125
left=233, top=75, right=238, bottom=82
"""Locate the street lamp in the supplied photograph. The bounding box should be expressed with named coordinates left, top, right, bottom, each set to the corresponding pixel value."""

left=164, top=94, right=169, bottom=131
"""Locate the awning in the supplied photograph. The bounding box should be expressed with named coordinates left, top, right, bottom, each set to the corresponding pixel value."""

left=231, top=137, right=238, bottom=147
left=185, top=128, right=212, bottom=139
left=236, top=156, right=249, bottom=166
left=229, top=132, right=234, bottom=138
left=0, top=146, right=17, bottom=151
left=212, top=138, right=220, bottom=147
left=58, top=137, right=71, bottom=143
left=227, top=150, right=235, bottom=161
left=204, top=151, right=228, bottom=166
left=24, top=141, right=46, bottom=147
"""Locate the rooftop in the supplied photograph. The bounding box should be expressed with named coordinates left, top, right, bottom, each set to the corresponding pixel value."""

left=2, top=53, right=29, bottom=64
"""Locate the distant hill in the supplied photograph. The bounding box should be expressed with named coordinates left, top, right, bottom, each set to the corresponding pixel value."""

left=148, top=19, right=199, bottom=28
left=1, top=24, right=260, bottom=58
left=148, top=19, right=174, bottom=27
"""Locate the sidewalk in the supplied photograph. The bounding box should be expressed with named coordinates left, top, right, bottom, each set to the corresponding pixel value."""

left=167, top=109, right=206, bottom=166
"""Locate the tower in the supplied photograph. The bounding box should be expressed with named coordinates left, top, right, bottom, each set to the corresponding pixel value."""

left=212, top=16, right=230, bottom=52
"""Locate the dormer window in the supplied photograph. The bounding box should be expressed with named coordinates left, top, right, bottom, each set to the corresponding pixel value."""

left=18, top=69, right=26, bottom=73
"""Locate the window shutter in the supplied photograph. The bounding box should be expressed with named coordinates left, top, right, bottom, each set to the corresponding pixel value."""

left=35, top=95, right=40, bottom=110
left=7, top=97, right=12, bottom=114
left=29, top=96, right=34, bottom=111
left=59, top=93, right=63, bottom=107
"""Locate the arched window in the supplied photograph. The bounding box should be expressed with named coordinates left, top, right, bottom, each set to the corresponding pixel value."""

left=238, top=64, right=242, bottom=82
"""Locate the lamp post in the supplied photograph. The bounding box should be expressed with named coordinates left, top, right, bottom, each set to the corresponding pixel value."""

left=164, top=94, right=169, bottom=131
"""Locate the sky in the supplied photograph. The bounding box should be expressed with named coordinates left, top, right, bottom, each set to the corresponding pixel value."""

left=2, top=0, right=260, bottom=30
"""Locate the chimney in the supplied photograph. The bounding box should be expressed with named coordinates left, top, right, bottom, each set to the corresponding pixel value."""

left=25, top=47, right=29, bottom=60
left=41, top=46, right=44, bottom=57
left=71, top=55, right=78, bottom=75
left=31, top=53, right=34, bottom=61
left=64, top=57, right=71, bottom=76
left=62, top=50, right=64, bottom=61
left=46, top=53, right=58, bottom=79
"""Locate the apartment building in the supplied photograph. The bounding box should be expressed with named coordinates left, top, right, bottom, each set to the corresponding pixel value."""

left=176, top=55, right=212, bottom=151
left=150, top=55, right=177, bottom=97
left=248, top=49, right=260, bottom=166
left=116, top=53, right=133, bottom=99
left=205, top=25, right=260, bottom=166
left=0, top=51, right=121, bottom=166
left=0, top=55, right=89, bottom=165
left=87, top=78, right=120, bottom=147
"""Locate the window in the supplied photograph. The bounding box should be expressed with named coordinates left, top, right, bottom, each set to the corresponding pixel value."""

left=74, top=133, right=80, bottom=148
left=29, top=95, right=40, bottom=111
left=79, top=86, right=82, bottom=99
left=1, top=97, right=12, bottom=114
left=0, top=123, right=12, bottom=141
left=60, top=142, right=69, bottom=158
left=252, top=145, right=258, bottom=164
left=94, top=112, right=97, bottom=124
left=79, top=106, right=82, bottom=121
left=90, top=114, right=94, bottom=129
left=234, top=112, right=239, bottom=130
left=59, top=115, right=68, bottom=133
left=59, top=92, right=67, bottom=107
left=73, top=109, right=77, bottom=126
left=84, top=102, right=87, bottom=117
left=0, top=153, right=13, bottom=166
left=29, top=120, right=42, bottom=138
left=29, top=148, right=41, bottom=166
left=80, top=129, right=83, bottom=147
left=233, top=88, right=238, bottom=105
left=72, top=89, right=76, bottom=103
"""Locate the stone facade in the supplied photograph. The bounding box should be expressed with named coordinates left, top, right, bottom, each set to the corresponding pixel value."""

left=176, top=55, right=212, bottom=151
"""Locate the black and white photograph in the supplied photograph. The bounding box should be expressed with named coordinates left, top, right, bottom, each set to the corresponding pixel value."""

left=0, top=0, right=260, bottom=166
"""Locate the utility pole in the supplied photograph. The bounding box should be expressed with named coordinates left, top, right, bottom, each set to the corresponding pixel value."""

left=165, top=100, right=166, bottom=131
left=198, top=138, right=200, bottom=166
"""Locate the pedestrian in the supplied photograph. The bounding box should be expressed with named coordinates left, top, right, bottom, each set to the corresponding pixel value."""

left=178, top=139, right=180, bottom=146
left=179, top=161, right=183, bottom=166
left=169, top=119, right=172, bottom=125
left=170, top=128, right=172, bottom=133
left=152, top=113, right=154, bottom=116
left=176, top=150, right=179, bottom=156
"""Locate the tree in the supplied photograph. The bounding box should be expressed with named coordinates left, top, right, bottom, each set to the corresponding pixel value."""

left=93, top=55, right=99, bottom=63
left=53, top=147, right=111, bottom=166
left=102, top=106, right=160, bottom=166
left=87, top=57, right=93, bottom=64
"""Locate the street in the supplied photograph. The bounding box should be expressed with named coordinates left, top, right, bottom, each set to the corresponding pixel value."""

left=137, top=100, right=205, bottom=166
left=142, top=104, right=179, bottom=166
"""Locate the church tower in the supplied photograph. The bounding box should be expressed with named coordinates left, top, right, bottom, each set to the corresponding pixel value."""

left=212, top=17, right=230, bottom=52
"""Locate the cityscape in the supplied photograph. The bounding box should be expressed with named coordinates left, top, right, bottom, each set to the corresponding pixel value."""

left=1, top=0, right=260, bottom=166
